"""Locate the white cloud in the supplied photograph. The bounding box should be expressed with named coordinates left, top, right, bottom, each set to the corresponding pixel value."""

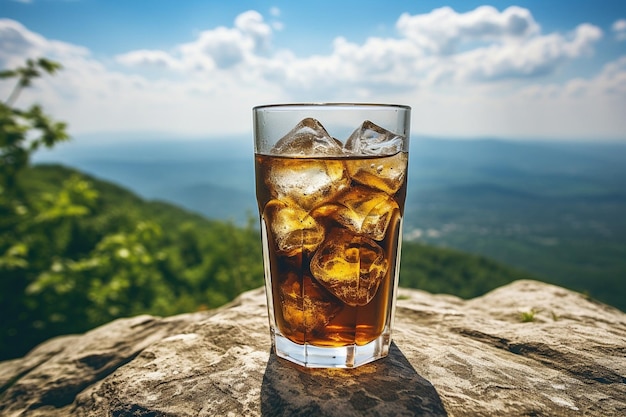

left=0, top=7, right=624, bottom=141
left=445, top=23, right=603, bottom=83
left=116, top=10, right=272, bottom=72
left=0, top=18, right=89, bottom=66
left=442, top=55, right=626, bottom=139
left=269, top=7, right=280, bottom=17
left=613, top=19, right=626, bottom=41
left=268, top=7, right=284, bottom=31
left=396, top=6, right=540, bottom=54
left=115, top=49, right=182, bottom=70
left=234, top=10, right=273, bottom=52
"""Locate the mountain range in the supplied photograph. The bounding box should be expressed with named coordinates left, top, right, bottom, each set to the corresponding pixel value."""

left=34, top=135, right=626, bottom=310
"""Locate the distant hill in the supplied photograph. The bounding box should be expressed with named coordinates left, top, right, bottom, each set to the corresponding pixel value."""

left=3, top=163, right=543, bottom=361
left=34, top=157, right=257, bottom=223
left=23, top=163, right=535, bottom=297
left=403, top=139, right=626, bottom=312
left=32, top=136, right=626, bottom=311
left=151, top=182, right=254, bottom=224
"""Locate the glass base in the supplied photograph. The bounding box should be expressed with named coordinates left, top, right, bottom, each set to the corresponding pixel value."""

left=272, top=330, right=391, bottom=368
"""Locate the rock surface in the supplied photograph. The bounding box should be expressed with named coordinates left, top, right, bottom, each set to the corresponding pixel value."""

left=1, top=280, right=625, bottom=416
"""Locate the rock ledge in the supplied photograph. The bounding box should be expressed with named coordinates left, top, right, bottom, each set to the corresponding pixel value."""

left=1, top=280, right=625, bottom=416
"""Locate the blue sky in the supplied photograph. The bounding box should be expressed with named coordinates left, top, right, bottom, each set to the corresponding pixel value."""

left=2, top=0, right=626, bottom=141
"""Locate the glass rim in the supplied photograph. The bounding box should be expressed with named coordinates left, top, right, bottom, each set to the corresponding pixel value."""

left=253, top=102, right=411, bottom=111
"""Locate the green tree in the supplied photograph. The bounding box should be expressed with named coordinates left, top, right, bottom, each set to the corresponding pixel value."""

left=0, top=59, right=264, bottom=360
left=1, top=58, right=74, bottom=359
left=0, top=59, right=178, bottom=359
left=0, top=58, right=67, bottom=195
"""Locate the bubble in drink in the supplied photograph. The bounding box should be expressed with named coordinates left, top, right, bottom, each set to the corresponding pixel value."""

left=272, top=117, right=345, bottom=157
left=266, top=158, right=350, bottom=210
left=345, top=120, right=404, bottom=156
left=279, top=272, right=342, bottom=335
left=263, top=199, right=325, bottom=256
left=310, top=229, right=388, bottom=306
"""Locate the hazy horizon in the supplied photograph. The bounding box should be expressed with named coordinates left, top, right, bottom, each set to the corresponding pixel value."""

left=32, top=131, right=626, bottom=167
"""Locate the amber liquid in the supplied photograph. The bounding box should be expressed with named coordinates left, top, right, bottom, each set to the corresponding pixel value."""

left=255, top=152, right=407, bottom=347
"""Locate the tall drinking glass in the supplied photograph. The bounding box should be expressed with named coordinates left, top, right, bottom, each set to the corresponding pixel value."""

left=254, top=103, right=411, bottom=368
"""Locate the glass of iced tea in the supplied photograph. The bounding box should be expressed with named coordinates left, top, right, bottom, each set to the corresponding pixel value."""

left=254, top=103, right=410, bottom=368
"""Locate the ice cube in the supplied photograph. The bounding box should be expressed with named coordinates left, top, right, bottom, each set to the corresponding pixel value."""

left=279, top=272, right=342, bottom=334
left=344, top=152, right=408, bottom=195
left=313, top=187, right=400, bottom=241
left=264, top=199, right=325, bottom=256
left=267, top=158, right=350, bottom=210
left=272, top=118, right=345, bottom=157
left=310, top=229, right=388, bottom=306
left=344, top=120, right=405, bottom=156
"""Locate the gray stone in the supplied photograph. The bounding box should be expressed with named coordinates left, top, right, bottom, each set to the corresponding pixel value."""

left=0, top=280, right=624, bottom=416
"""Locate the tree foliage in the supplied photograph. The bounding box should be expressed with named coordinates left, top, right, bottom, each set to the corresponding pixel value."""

left=3, top=159, right=266, bottom=361
left=0, top=58, right=68, bottom=193
left=0, top=59, right=263, bottom=360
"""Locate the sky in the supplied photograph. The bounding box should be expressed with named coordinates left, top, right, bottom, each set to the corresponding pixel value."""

left=1, top=0, right=626, bottom=142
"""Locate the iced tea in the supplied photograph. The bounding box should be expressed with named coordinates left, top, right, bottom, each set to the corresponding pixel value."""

left=255, top=152, right=407, bottom=347
left=253, top=106, right=410, bottom=368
